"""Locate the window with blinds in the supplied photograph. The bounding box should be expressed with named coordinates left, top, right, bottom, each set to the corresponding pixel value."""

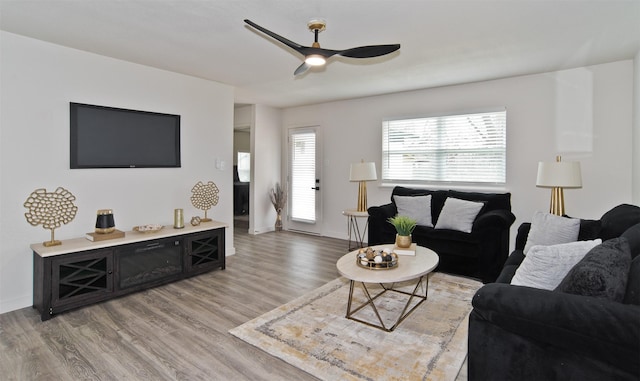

left=382, top=110, right=506, bottom=184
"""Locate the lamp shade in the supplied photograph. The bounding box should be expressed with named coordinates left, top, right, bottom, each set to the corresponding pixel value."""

left=536, top=161, right=582, bottom=188
left=349, top=162, right=377, bottom=182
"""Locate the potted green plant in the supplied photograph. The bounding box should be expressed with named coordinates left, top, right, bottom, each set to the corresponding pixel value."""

left=387, top=215, right=417, bottom=248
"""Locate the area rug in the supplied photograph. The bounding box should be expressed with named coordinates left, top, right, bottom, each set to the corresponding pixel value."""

left=229, top=272, right=482, bottom=381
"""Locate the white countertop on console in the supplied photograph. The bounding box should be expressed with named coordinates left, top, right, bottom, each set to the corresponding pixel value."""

left=31, top=220, right=227, bottom=257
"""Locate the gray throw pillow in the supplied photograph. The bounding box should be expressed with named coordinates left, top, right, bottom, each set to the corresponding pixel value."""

left=524, top=211, right=580, bottom=255
left=511, top=239, right=601, bottom=290
left=434, top=197, right=484, bottom=233
left=393, top=195, right=433, bottom=227
left=556, top=238, right=631, bottom=302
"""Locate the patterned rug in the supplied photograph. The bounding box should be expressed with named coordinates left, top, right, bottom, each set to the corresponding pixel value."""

left=229, top=272, right=482, bottom=381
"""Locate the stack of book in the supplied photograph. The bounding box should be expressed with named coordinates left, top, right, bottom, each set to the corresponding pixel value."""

left=85, top=229, right=125, bottom=242
left=393, top=243, right=416, bottom=256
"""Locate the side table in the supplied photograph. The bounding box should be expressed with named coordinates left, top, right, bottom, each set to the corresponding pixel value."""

left=342, top=209, right=369, bottom=250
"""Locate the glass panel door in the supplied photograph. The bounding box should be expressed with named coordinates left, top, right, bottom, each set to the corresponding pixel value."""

left=287, top=127, right=322, bottom=234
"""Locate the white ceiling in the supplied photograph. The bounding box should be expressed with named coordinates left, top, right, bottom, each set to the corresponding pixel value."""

left=1, top=0, right=639, bottom=108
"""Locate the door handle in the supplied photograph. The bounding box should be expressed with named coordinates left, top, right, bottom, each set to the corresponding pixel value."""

left=311, top=186, right=320, bottom=190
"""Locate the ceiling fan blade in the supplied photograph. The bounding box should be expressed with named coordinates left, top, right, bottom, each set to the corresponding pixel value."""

left=338, top=44, right=401, bottom=59
left=244, top=19, right=305, bottom=54
left=294, top=62, right=310, bottom=76
left=244, top=20, right=400, bottom=75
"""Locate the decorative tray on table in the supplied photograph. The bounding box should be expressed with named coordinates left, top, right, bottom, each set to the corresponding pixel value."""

left=133, top=224, right=164, bottom=233
left=356, top=247, right=398, bottom=270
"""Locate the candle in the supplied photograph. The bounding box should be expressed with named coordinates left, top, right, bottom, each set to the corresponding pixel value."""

left=174, top=208, right=184, bottom=229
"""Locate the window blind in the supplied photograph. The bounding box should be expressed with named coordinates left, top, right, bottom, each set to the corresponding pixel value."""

left=382, top=110, right=506, bottom=184
left=290, top=131, right=316, bottom=222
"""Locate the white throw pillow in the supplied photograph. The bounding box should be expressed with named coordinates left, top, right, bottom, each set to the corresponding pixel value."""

left=511, top=239, right=602, bottom=290
left=434, top=197, right=484, bottom=233
left=393, top=195, right=433, bottom=227
left=523, top=211, right=580, bottom=255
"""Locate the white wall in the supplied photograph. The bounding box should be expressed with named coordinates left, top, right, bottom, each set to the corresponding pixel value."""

left=232, top=104, right=283, bottom=234
left=251, top=104, right=282, bottom=234
left=0, top=32, right=234, bottom=313
left=233, top=105, right=252, bottom=128
left=282, top=61, right=635, bottom=244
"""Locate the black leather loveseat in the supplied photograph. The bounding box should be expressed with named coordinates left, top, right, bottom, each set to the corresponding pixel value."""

left=367, top=186, right=515, bottom=283
left=468, top=204, right=640, bottom=381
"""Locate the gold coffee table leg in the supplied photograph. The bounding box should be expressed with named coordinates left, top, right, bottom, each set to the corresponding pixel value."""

left=345, top=276, right=429, bottom=332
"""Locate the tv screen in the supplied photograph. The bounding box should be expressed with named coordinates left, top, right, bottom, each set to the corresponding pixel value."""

left=70, top=103, right=181, bottom=168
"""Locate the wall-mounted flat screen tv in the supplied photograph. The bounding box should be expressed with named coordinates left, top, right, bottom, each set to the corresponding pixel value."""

left=70, top=102, right=181, bottom=168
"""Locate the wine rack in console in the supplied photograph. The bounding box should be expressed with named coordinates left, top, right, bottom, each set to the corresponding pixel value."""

left=33, top=222, right=226, bottom=321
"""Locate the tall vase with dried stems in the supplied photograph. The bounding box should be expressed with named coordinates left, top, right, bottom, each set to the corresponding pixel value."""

left=269, top=183, right=287, bottom=231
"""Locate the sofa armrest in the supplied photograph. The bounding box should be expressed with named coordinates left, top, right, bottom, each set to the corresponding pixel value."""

left=367, top=203, right=397, bottom=245
left=514, top=222, right=531, bottom=250
left=464, top=209, right=514, bottom=283
left=472, top=209, right=515, bottom=231
left=471, top=283, right=640, bottom=374
left=367, top=202, right=396, bottom=220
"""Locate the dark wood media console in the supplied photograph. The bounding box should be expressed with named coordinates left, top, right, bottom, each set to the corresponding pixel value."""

left=32, top=222, right=226, bottom=321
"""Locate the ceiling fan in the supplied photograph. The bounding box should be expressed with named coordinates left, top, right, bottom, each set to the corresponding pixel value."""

left=244, top=19, right=401, bottom=76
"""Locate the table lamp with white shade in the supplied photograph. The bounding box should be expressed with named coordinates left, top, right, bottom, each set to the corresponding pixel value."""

left=350, top=161, right=377, bottom=212
left=536, top=156, right=582, bottom=216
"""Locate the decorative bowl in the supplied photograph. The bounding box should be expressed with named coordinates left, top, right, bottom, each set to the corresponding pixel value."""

left=133, top=224, right=164, bottom=233
left=356, top=247, right=398, bottom=270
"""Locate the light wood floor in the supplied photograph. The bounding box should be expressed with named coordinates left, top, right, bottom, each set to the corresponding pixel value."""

left=0, top=221, right=349, bottom=380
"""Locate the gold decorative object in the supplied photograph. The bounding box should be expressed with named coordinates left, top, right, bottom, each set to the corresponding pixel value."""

left=190, top=181, right=219, bottom=222
left=190, top=216, right=202, bottom=226
left=356, top=247, right=398, bottom=270
left=24, top=187, right=78, bottom=247
left=395, top=234, right=412, bottom=249
left=174, top=208, right=184, bottom=229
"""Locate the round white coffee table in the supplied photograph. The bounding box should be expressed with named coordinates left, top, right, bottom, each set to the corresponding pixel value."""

left=336, top=244, right=439, bottom=331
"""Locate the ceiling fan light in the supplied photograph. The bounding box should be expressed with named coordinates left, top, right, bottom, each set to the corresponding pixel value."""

left=305, top=54, right=326, bottom=66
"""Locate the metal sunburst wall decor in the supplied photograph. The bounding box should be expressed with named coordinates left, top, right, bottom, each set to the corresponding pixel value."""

left=190, top=181, right=219, bottom=222
left=24, top=187, right=78, bottom=247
